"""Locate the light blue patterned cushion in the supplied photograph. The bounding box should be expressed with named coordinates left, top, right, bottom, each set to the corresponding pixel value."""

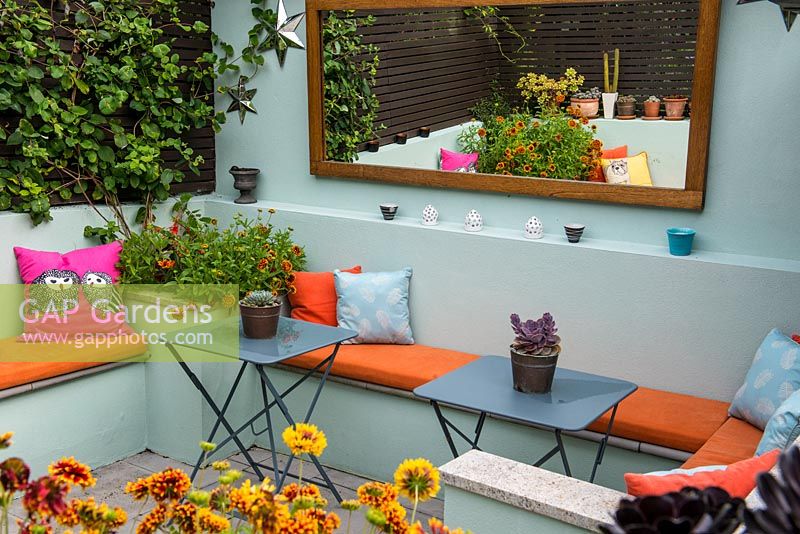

left=757, top=389, right=800, bottom=455
left=729, top=329, right=800, bottom=430
left=334, top=268, right=414, bottom=345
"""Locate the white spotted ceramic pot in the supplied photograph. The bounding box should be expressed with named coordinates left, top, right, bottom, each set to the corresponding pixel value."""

left=525, top=216, right=544, bottom=240
left=422, top=204, right=439, bottom=226
left=464, top=209, right=483, bottom=232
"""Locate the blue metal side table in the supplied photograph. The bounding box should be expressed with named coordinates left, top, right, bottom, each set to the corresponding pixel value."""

left=414, top=355, right=637, bottom=482
left=166, top=317, right=356, bottom=502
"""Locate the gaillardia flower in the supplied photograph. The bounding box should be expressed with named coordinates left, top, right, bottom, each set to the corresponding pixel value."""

left=48, top=457, right=96, bottom=489
left=282, top=423, right=327, bottom=457
left=393, top=458, right=441, bottom=502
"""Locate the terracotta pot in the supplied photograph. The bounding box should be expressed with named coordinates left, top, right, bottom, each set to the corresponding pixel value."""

left=617, top=101, right=636, bottom=117
left=510, top=347, right=559, bottom=394
left=366, top=140, right=379, bottom=153
left=395, top=133, right=407, bottom=145
left=569, top=98, right=599, bottom=118
left=240, top=303, right=281, bottom=339
left=418, top=127, right=431, bottom=138
left=664, top=97, right=688, bottom=119
left=643, top=101, right=661, bottom=118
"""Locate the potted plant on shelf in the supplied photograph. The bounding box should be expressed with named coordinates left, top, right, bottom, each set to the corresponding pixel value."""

left=664, top=94, right=688, bottom=120
left=240, top=290, right=281, bottom=339
left=602, top=48, right=620, bottom=119
left=616, top=95, right=636, bottom=119
left=509, top=312, right=562, bottom=394
left=570, top=87, right=601, bottom=119
left=643, top=96, right=661, bottom=120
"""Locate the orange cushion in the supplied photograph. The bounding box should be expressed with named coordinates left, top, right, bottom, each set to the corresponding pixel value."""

left=587, top=387, right=730, bottom=452
left=0, top=335, right=147, bottom=391
left=625, top=448, right=779, bottom=498
left=289, top=266, right=362, bottom=326
left=681, top=417, right=764, bottom=469
left=284, top=344, right=479, bottom=391
left=590, top=145, right=628, bottom=182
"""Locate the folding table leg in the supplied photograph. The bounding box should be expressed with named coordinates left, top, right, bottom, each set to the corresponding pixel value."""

left=255, top=359, right=343, bottom=503
left=260, top=374, right=280, bottom=483
left=165, top=344, right=264, bottom=481
left=432, top=401, right=460, bottom=458
left=554, top=429, right=572, bottom=477
left=589, top=403, right=619, bottom=483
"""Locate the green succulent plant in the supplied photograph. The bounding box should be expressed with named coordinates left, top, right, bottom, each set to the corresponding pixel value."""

left=240, top=290, right=280, bottom=308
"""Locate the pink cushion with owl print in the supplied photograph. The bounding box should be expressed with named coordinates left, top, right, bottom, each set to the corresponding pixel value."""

left=13, top=242, right=130, bottom=339
left=440, top=148, right=478, bottom=173
left=14, top=241, right=122, bottom=285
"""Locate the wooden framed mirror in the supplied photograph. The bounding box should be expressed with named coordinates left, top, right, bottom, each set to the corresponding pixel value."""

left=306, top=0, right=721, bottom=210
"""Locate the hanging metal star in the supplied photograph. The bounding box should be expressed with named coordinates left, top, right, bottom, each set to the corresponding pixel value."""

left=271, top=0, right=306, bottom=67
left=226, top=76, right=258, bottom=124
left=738, top=0, right=800, bottom=31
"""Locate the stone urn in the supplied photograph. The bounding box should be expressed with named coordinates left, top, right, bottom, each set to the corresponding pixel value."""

left=229, top=166, right=259, bottom=204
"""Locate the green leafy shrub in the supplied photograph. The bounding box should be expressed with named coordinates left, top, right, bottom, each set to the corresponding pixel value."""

left=0, top=0, right=219, bottom=232
left=323, top=11, right=382, bottom=162
left=119, top=196, right=305, bottom=297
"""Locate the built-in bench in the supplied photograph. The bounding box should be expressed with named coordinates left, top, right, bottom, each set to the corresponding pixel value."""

left=0, top=336, right=148, bottom=398
left=284, top=343, right=762, bottom=469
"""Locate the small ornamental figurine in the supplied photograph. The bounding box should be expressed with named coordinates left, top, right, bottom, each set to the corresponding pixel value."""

left=421, top=205, right=438, bottom=226
left=524, top=216, right=543, bottom=239
left=464, top=209, right=483, bottom=232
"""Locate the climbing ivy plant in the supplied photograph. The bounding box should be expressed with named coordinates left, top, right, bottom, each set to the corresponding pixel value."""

left=323, top=11, right=381, bottom=163
left=0, top=0, right=220, bottom=236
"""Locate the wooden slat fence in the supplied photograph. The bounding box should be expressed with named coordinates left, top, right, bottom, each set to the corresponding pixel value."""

left=334, top=2, right=699, bottom=146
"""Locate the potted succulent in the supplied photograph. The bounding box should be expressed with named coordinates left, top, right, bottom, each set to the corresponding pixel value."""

left=664, top=94, right=688, bottom=120
left=601, top=48, right=620, bottom=119
left=570, top=87, right=601, bottom=119
left=616, top=95, right=636, bottom=119
left=509, top=312, right=561, bottom=394
left=643, top=96, right=661, bottom=119
left=240, top=290, right=281, bottom=339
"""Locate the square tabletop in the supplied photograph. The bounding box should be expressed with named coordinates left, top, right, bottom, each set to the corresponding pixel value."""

left=169, top=317, right=357, bottom=365
left=414, top=355, right=637, bottom=432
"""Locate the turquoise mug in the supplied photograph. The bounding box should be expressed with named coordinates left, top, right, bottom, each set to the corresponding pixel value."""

left=666, top=227, right=696, bottom=256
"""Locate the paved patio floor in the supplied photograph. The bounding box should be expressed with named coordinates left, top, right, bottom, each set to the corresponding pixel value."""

left=8, top=447, right=444, bottom=533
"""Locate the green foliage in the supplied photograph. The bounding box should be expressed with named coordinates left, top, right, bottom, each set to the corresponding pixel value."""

left=463, top=6, right=527, bottom=64
left=468, top=81, right=514, bottom=127
left=459, top=109, right=603, bottom=179
left=323, top=11, right=381, bottom=163
left=0, top=0, right=219, bottom=234
left=118, top=197, right=306, bottom=298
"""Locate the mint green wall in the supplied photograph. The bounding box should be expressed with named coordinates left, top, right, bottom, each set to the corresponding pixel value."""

left=443, top=486, right=590, bottom=534
left=212, top=1, right=800, bottom=260
left=205, top=199, right=800, bottom=401
left=0, top=365, right=147, bottom=475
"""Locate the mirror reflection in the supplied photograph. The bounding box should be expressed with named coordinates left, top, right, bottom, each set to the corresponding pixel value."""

left=321, top=3, right=699, bottom=190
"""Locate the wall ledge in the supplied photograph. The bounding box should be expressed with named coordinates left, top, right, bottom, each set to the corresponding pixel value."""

left=440, top=450, right=624, bottom=532
left=204, top=196, right=800, bottom=274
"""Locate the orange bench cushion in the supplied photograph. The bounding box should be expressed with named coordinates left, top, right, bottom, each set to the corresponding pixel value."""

left=680, top=417, right=763, bottom=469
left=285, top=344, right=480, bottom=391
left=587, top=387, right=730, bottom=452
left=0, top=336, right=147, bottom=391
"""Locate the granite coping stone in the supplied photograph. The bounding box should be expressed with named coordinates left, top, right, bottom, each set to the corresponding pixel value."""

left=440, top=450, right=624, bottom=532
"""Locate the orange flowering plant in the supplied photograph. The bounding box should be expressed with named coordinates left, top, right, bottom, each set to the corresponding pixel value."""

left=0, top=430, right=469, bottom=534
left=119, top=195, right=305, bottom=298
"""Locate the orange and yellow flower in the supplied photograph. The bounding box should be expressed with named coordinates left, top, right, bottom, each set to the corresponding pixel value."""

left=0, top=431, right=13, bottom=449
left=230, top=479, right=289, bottom=533
left=157, top=259, right=175, bottom=270
left=356, top=481, right=398, bottom=508
left=48, top=457, right=95, bottom=489
left=393, top=458, right=440, bottom=502
left=281, top=483, right=327, bottom=507
left=495, top=162, right=506, bottom=170
left=495, top=116, right=505, bottom=124
left=57, top=497, right=127, bottom=531
left=515, top=146, right=525, bottom=155
left=291, top=244, right=303, bottom=256
left=282, top=424, right=327, bottom=457
left=515, top=120, right=525, bottom=129
left=523, top=165, right=532, bottom=173
left=281, top=260, right=294, bottom=273
left=136, top=503, right=168, bottom=534
left=125, top=468, right=191, bottom=502
left=568, top=119, right=578, bottom=128
left=257, top=258, right=269, bottom=271
left=477, top=128, right=486, bottom=138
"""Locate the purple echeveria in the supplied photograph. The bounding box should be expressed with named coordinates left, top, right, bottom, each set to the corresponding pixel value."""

left=510, top=313, right=560, bottom=355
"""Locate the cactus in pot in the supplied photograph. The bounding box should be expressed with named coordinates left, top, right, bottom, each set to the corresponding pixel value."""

left=509, top=313, right=561, bottom=393
left=602, top=48, right=620, bottom=118
left=240, top=290, right=282, bottom=339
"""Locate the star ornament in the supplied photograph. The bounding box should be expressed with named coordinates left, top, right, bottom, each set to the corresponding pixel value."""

left=738, top=0, right=800, bottom=31
left=272, top=0, right=306, bottom=67
left=226, top=76, right=258, bottom=124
